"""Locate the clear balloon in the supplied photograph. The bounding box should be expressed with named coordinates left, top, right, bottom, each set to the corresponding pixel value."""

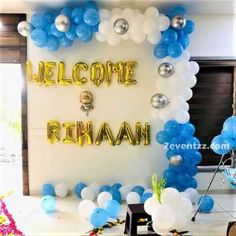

left=55, top=183, right=68, bottom=198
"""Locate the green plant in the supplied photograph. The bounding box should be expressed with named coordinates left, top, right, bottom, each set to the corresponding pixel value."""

left=152, top=174, right=166, bottom=204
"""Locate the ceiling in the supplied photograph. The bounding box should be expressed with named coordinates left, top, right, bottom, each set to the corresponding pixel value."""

left=0, top=0, right=236, bottom=14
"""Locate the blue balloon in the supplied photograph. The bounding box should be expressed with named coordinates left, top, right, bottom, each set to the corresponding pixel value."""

left=60, top=36, right=73, bottom=48
left=46, top=36, right=60, bottom=51
left=164, top=120, right=181, bottom=136
left=162, top=29, right=178, bottom=44
left=191, top=151, right=202, bottom=165
left=109, top=188, right=121, bottom=203
left=223, top=116, right=236, bottom=139
left=84, top=1, right=98, bottom=10
left=132, top=186, right=145, bottom=196
left=141, top=192, right=152, bottom=203
left=51, top=23, right=64, bottom=38
left=177, top=173, right=192, bottom=186
left=71, top=7, right=84, bottom=24
left=178, top=34, right=189, bottom=49
left=166, top=149, right=181, bottom=159
left=211, top=135, right=232, bottom=155
left=31, top=28, right=48, bottom=47
left=65, top=24, right=78, bottom=40
left=180, top=123, right=195, bottom=138
left=41, top=195, right=56, bottom=213
left=154, top=43, right=168, bottom=59
left=99, top=185, right=111, bottom=193
left=183, top=20, right=195, bottom=34
left=156, top=130, right=171, bottom=144
left=31, top=13, right=46, bottom=28
left=188, top=177, right=198, bottom=189
left=74, top=182, right=87, bottom=198
left=89, top=208, right=108, bottom=228
left=92, top=24, right=99, bottom=32
left=168, top=42, right=183, bottom=58
left=163, top=169, right=177, bottom=184
left=41, top=183, right=55, bottom=196
left=185, top=165, right=198, bottom=176
left=104, top=200, right=121, bottom=218
left=169, top=6, right=187, bottom=17
left=112, top=183, right=122, bottom=189
left=198, top=195, right=214, bottom=212
left=60, top=7, right=72, bottom=18
left=83, top=9, right=99, bottom=26
left=76, top=23, right=93, bottom=42
left=43, top=11, right=56, bottom=24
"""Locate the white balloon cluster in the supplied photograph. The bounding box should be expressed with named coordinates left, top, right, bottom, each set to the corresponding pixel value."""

left=144, top=187, right=194, bottom=235
left=96, top=7, right=170, bottom=46
left=152, top=51, right=199, bottom=123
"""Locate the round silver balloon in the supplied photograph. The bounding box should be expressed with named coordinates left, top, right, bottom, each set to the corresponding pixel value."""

left=151, top=94, right=169, bottom=109
left=169, top=155, right=183, bottom=166
left=113, top=18, right=129, bottom=35
left=158, top=62, right=175, bottom=78
left=55, top=14, right=70, bottom=32
left=171, top=15, right=186, bottom=29
left=17, top=21, right=33, bottom=37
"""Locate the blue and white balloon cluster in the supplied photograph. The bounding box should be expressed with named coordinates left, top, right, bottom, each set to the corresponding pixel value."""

left=154, top=6, right=195, bottom=59
left=156, top=120, right=201, bottom=191
left=17, top=1, right=99, bottom=51
left=211, top=116, right=236, bottom=155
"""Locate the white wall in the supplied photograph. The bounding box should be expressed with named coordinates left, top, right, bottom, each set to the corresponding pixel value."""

left=27, top=13, right=236, bottom=194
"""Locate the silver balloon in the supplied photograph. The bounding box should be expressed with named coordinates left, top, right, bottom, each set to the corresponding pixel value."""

left=17, top=21, right=33, bottom=37
left=113, top=18, right=129, bottom=35
left=158, top=63, right=174, bottom=78
left=169, top=155, right=183, bottom=166
left=171, top=15, right=186, bottom=29
left=55, top=14, right=70, bottom=32
left=151, top=94, right=169, bottom=109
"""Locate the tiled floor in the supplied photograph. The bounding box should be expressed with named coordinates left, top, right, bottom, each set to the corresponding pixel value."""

left=4, top=193, right=236, bottom=236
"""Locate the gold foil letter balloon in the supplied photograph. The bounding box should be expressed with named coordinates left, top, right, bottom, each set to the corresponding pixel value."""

left=26, top=60, right=44, bottom=84
left=90, top=62, right=105, bottom=86
left=95, top=123, right=115, bottom=145
left=58, top=61, right=73, bottom=85
left=44, top=62, right=56, bottom=86
left=116, top=122, right=136, bottom=145
left=106, top=61, right=125, bottom=84
left=124, top=61, right=137, bottom=86
left=135, top=122, right=151, bottom=145
left=76, top=121, right=93, bottom=145
left=47, top=120, right=61, bottom=143
left=72, top=62, right=88, bottom=85
left=62, top=122, right=76, bottom=144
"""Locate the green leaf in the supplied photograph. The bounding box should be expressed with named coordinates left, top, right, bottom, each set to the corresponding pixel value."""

left=152, top=174, right=166, bottom=204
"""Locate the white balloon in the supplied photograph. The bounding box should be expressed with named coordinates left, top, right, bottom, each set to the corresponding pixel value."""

left=97, top=191, right=113, bottom=208
left=183, top=74, right=197, bottom=88
left=99, top=9, right=111, bottom=21
left=152, top=223, right=170, bottom=236
left=107, top=33, right=121, bottom=46
left=144, top=188, right=153, bottom=194
left=120, top=185, right=132, bottom=201
left=181, top=88, right=193, bottom=101
left=175, top=61, right=190, bottom=74
left=180, top=191, right=192, bottom=201
left=175, top=111, right=190, bottom=124
left=144, top=7, right=159, bottom=18
left=55, top=183, right=68, bottom=198
left=181, top=51, right=191, bottom=61
left=159, top=108, right=174, bottom=123
left=55, top=14, right=70, bottom=32
left=161, top=188, right=181, bottom=206
left=144, top=196, right=160, bottom=215
left=189, top=61, right=200, bottom=74
left=81, top=187, right=95, bottom=201
left=126, top=192, right=141, bottom=204
left=147, top=31, right=161, bottom=44
left=143, top=18, right=157, bottom=34
left=152, top=204, right=176, bottom=230
left=172, top=211, right=188, bottom=231
left=157, top=14, right=170, bottom=31
left=111, top=8, right=122, bottom=15
left=131, top=32, right=146, bottom=43
left=17, top=21, right=33, bottom=37
left=178, top=197, right=194, bottom=217
left=95, top=32, right=106, bottom=42
left=171, top=96, right=189, bottom=112
left=78, top=200, right=96, bottom=219
left=98, top=21, right=110, bottom=34
left=89, top=183, right=100, bottom=196
left=122, top=8, right=135, bottom=20
left=185, top=188, right=199, bottom=204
